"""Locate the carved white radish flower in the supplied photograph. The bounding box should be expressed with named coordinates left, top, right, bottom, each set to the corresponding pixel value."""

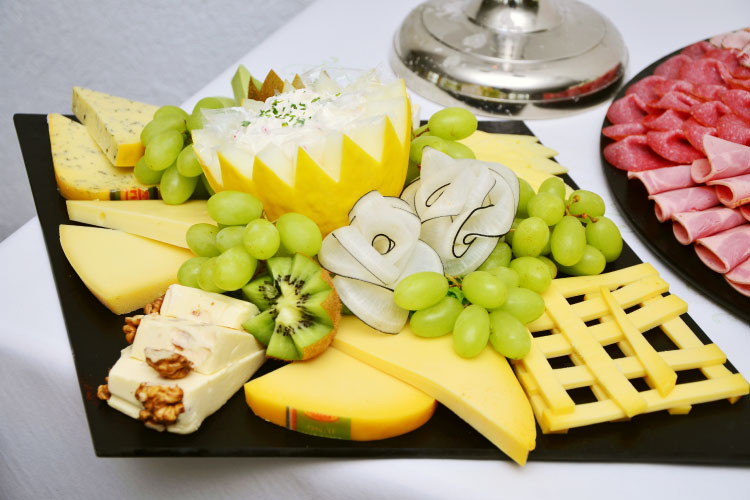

left=401, top=148, right=519, bottom=276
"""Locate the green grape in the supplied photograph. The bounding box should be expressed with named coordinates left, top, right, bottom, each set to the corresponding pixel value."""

left=214, top=246, right=257, bottom=291
left=153, top=105, right=189, bottom=122
left=215, top=97, right=238, bottom=108
left=243, top=218, right=280, bottom=259
left=537, top=255, right=557, bottom=279
left=186, top=111, right=204, bottom=132
left=452, top=304, right=490, bottom=358
left=141, top=115, right=187, bottom=147
left=487, top=266, right=520, bottom=289
left=540, top=233, right=551, bottom=256
left=494, top=287, right=545, bottom=324
left=193, top=97, right=226, bottom=113
left=186, top=223, right=220, bottom=257
left=191, top=173, right=211, bottom=200
left=527, top=192, right=565, bottom=226
left=177, top=256, right=208, bottom=288
left=215, top=225, right=245, bottom=252
left=160, top=163, right=198, bottom=205
left=134, top=156, right=163, bottom=185
left=538, top=176, right=566, bottom=200
left=206, top=191, right=263, bottom=226
left=144, top=130, right=184, bottom=171
left=198, top=257, right=225, bottom=293
left=275, top=212, right=322, bottom=256
left=516, top=178, right=535, bottom=218
left=488, top=310, right=531, bottom=359
left=440, top=140, right=475, bottom=159
left=511, top=217, right=549, bottom=258
left=585, top=216, right=623, bottom=263
left=410, top=296, right=464, bottom=337
left=427, top=107, right=478, bottom=141
left=462, top=271, right=507, bottom=309
left=404, top=160, right=420, bottom=185
left=567, top=190, right=605, bottom=222
left=550, top=215, right=586, bottom=266
left=176, top=144, right=204, bottom=177
left=200, top=174, right=215, bottom=196
left=393, top=272, right=449, bottom=311
left=504, top=218, right=522, bottom=246
left=409, top=135, right=475, bottom=163
left=509, top=256, right=551, bottom=293
left=557, top=245, right=606, bottom=276
left=477, top=241, right=512, bottom=271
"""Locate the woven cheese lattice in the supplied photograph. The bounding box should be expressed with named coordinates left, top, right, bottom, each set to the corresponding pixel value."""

left=513, top=263, right=749, bottom=434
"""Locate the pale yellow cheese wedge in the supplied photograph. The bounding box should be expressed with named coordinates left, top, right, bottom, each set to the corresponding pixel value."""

left=245, top=347, right=436, bottom=441
left=332, top=317, right=536, bottom=465
left=59, top=224, right=193, bottom=314
left=66, top=200, right=213, bottom=248
left=72, top=86, right=158, bottom=166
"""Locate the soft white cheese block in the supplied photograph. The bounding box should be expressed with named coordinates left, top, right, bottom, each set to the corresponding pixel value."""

left=160, top=284, right=258, bottom=330
left=107, top=346, right=266, bottom=434
left=131, top=315, right=264, bottom=375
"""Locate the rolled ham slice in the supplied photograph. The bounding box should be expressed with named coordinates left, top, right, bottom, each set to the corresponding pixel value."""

left=649, top=186, right=719, bottom=222
left=692, top=135, right=750, bottom=182
left=708, top=173, right=750, bottom=208
left=725, top=257, right=750, bottom=297
left=627, top=164, right=695, bottom=195
left=695, top=224, right=750, bottom=273
left=672, top=206, right=745, bottom=244
left=741, top=204, right=750, bottom=222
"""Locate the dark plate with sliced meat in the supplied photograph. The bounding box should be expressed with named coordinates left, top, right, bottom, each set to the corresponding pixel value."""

left=601, top=32, right=750, bottom=324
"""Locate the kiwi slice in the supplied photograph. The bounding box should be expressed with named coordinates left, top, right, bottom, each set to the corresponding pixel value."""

left=242, top=254, right=340, bottom=361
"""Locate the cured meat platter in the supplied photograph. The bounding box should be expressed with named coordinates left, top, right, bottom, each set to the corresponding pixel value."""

left=601, top=33, right=750, bottom=324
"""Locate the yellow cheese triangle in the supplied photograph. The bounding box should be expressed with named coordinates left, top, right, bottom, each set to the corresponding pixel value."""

left=72, top=87, right=158, bottom=166
left=244, top=347, right=436, bottom=441
left=66, top=200, right=213, bottom=248
left=59, top=224, right=194, bottom=315
left=332, top=317, right=536, bottom=465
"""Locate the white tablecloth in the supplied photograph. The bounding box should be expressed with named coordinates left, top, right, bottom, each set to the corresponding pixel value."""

left=2, top=1, right=750, bottom=498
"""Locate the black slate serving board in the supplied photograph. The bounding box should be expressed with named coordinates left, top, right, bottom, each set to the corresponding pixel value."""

left=600, top=43, right=750, bottom=324
left=15, top=114, right=750, bottom=464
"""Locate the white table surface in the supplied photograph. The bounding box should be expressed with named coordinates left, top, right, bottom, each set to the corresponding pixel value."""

left=2, top=1, right=750, bottom=498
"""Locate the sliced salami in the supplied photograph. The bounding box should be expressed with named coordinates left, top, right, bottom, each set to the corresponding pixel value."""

left=649, top=186, right=719, bottom=222
left=690, top=100, right=732, bottom=127
left=654, top=54, right=693, bottom=79
left=683, top=118, right=716, bottom=154
left=627, top=164, right=695, bottom=195
left=691, top=83, right=727, bottom=101
left=721, top=89, right=750, bottom=120
left=681, top=41, right=715, bottom=58
left=652, top=79, right=694, bottom=97
left=606, top=94, right=649, bottom=124
left=625, top=75, right=668, bottom=103
left=603, top=135, right=675, bottom=171
left=708, top=173, right=750, bottom=208
left=672, top=206, right=745, bottom=244
left=716, top=114, right=750, bottom=146
left=647, top=129, right=705, bottom=164
left=695, top=224, right=750, bottom=273
left=649, top=91, right=701, bottom=113
left=728, top=77, right=750, bottom=92
left=678, top=58, right=731, bottom=86
left=602, top=122, right=647, bottom=140
left=643, top=109, right=689, bottom=131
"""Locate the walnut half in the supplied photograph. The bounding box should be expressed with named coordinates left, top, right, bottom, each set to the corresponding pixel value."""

left=122, top=294, right=165, bottom=344
left=97, top=377, right=110, bottom=401
left=145, top=348, right=193, bottom=379
left=135, top=383, right=185, bottom=428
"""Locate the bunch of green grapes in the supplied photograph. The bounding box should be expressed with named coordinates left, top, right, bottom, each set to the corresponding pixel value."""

left=511, top=176, right=623, bottom=278
left=135, top=97, right=235, bottom=204
left=406, top=107, right=479, bottom=183
left=177, top=191, right=322, bottom=293
left=392, top=254, right=546, bottom=360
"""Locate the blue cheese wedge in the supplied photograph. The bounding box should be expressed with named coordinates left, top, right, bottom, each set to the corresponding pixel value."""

left=72, top=86, right=158, bottom=166
left=160, top=284, right=258, bottom=330
left=107, top=346, right=265, bottom=433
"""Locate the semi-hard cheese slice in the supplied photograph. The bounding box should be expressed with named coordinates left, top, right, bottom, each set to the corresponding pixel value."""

left=131, top=315, right=263, bottom=375
left=72, top=86, right=158, bottom=166
left=59, top=224, right=193, bottom=314
left=49, top=114, right=158, bottom=200
left=332, top=317, right=536, bottom=465
left=160, top=284, right=257, bottom=330
left=66, top=200, right=212, bottom=248
left=107, top=345, right=265, bottom=434
left=244, top=347, right=436, bottom=441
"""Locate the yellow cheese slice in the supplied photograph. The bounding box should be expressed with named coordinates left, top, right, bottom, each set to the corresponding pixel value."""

left=332, top=317, right=536, bottom=465
left=244, top=347, right=436, bottom=441
left=66, top=200, right=212, bottom=248
left=48, top=114, right=157, bottom=201
left=72, top=86, right=158, bottom=166
left=59, top=224, right=193, bottom=315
